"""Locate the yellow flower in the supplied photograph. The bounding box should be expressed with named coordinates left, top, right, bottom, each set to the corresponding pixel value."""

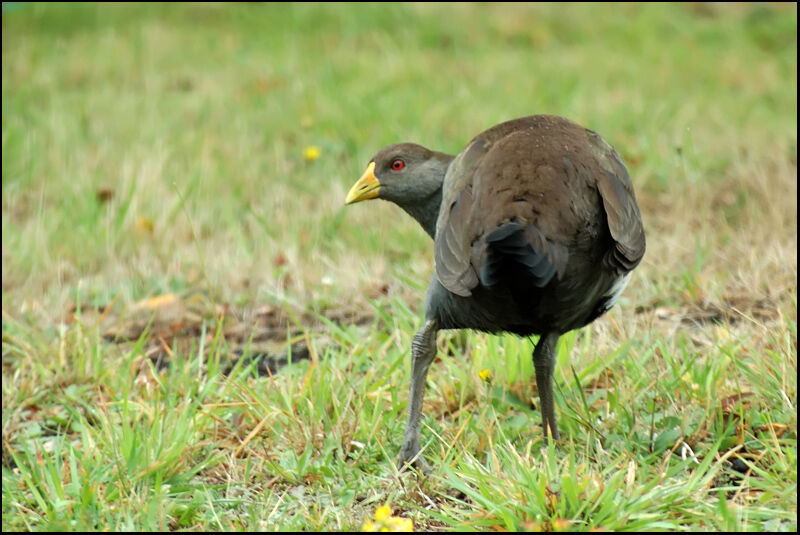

left=361, top=505, right=413, bottom=532
left=303, top=145, right=321, bottom=162
left=385, top=517, right=413, bottom=532
left=374, top=505, right=391, bottom=523
left=478, top=368, right=491, bottom=382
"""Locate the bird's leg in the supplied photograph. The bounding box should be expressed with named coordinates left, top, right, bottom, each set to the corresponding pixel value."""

left=532, top=332, right=561, bottom=442
left=399, top=318, right=438, bottom=470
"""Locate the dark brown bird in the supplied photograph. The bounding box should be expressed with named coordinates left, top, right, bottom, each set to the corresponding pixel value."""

left=345, top=115, right=645, bottom=469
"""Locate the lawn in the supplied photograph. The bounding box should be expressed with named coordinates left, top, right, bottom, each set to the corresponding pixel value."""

left=2, top=2, right=797, bottom=531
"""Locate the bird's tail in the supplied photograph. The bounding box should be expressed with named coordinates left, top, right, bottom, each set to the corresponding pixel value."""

left=478, top=222, right=567, bottom=289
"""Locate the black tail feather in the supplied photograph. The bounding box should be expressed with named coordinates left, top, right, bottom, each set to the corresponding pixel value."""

left=480, top=222, right=558, bottom=288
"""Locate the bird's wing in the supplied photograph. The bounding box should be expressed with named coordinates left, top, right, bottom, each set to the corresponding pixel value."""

left=585, top=129, right=646, bottom=272
left=433, top=137, right=486, bottom=296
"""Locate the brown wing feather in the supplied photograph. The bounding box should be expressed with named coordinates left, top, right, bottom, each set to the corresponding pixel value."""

left=585, top=130, right=646, bottom=272
left=434, top=137, right=487, bottom=296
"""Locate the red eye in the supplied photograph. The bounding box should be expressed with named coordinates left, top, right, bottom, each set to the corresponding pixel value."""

left=391, top=159, right=405, bottom=171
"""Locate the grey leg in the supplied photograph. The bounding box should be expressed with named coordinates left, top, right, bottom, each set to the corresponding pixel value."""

left=398, top=318, right=438, bottom=470
left=533, top=332, right=560, bottom=442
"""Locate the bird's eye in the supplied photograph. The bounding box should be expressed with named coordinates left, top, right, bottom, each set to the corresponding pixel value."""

left=391, top=159, right=405, bottom=171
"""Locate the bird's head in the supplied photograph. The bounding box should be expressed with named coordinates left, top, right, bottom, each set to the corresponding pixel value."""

left=345, top=143, right=452, bottom=206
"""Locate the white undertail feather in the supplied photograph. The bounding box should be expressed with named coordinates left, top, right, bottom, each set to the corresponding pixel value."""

left=603, top=272, right=632, bottom=310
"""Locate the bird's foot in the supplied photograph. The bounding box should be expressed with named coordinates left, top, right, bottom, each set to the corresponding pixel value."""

left=398, top=443, right=430, bottom=474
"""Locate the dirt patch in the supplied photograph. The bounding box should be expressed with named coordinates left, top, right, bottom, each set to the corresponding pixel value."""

left=636, top=293, right=786, bottom=328
left=68, top=292, right=375, bottom=376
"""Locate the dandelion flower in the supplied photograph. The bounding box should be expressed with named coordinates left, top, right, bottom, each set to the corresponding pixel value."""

left=303, top=145, right=321, bottom=162
left=478, top=368, right=491, bottom=382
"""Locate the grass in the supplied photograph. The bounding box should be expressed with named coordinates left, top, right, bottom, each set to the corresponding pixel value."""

left=2, top=2, right=797, bottom=531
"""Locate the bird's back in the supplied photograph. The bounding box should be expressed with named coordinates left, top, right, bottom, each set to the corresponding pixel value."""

left=431, top=115, right=645, bottom=335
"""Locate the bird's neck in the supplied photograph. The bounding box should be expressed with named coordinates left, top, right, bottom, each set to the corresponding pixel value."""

left=395, top=151, right=454, bottom=239
left=397, top=189, right=443, bottom=240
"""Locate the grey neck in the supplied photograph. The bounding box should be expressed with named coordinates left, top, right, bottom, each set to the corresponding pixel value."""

left=397, top=189, right=443, bottom=240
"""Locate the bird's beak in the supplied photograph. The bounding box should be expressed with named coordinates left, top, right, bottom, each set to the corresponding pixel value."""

left=345, top=162, right=380, bottom=204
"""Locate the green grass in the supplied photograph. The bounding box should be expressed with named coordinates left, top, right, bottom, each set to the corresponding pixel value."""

left=2, top=2, right=797, bottom=531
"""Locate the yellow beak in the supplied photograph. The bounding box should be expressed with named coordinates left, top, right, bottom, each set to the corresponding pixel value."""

left=345, top=162, right=380, bottom=204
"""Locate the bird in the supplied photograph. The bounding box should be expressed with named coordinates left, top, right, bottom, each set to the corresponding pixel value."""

left=345, top=114, right=646, bottom=469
